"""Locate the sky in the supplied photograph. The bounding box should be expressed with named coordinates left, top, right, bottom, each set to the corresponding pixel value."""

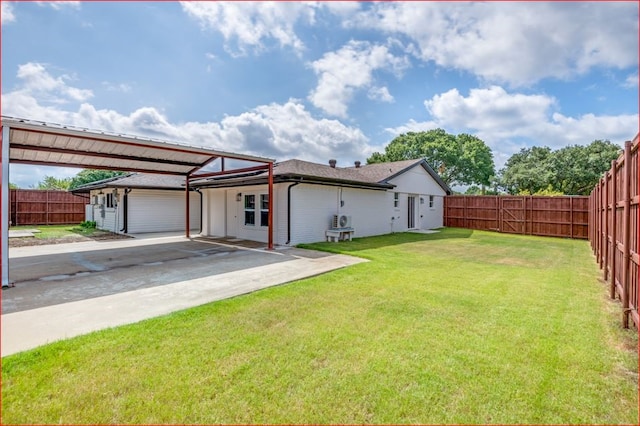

left=1, top=1, right=638, bottom=189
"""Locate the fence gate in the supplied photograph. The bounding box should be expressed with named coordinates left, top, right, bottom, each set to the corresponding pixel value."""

left=500, top=197, right=526, bottom=234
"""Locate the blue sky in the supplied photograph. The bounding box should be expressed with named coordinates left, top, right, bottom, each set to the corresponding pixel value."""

left=2, top=1, right=638, bottom=188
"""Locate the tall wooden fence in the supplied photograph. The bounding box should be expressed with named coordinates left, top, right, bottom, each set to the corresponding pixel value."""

left=444, top=195, right=589, bottom=239
left=10, top=189, right=88, bottom=226
left=589, top=135, right=639, bottom=329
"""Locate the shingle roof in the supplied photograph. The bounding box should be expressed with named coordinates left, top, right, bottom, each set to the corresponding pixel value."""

left=350, top=159, right=425, bottom=183
left=191, top=158, right=451, bottom=194
left=71, top=173, right=186, bottom=193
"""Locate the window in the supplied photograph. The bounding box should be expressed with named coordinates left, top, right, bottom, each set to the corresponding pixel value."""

left=393, top=192, right=399, bottom=208
left=260, top=194, right=269, bottom=227
left=244, top=193, right=269, bottom=227
left=244, top=195, right=256, bottom=226
left=106, top=193, right=115, bottom=208
left=429, top=195, right=434, bottom=208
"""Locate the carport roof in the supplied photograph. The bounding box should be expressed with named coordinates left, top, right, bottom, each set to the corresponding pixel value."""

left=1, top=116, right=274, bottom=176
left=71, top=173, right=188, bottom=193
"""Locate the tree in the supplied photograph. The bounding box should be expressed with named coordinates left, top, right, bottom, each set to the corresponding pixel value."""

left=8, top=183, right=19, bottom=189
left=499, top=146, right=553, bottom=195
left=37, top=176, right=72, bottom=190
left=549, top=140, right=621, bottom=195
left=499, top=140, right=621, bottom=196
left=69, top=169, right=127, bottom=190
left=367, top=129, right=495, bottom=187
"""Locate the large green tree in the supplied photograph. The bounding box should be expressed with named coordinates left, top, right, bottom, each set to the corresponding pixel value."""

left=69, top=169, right=126, bottom=190
left=550, top=140, right=621, bottom=195
left=367, top=129, right=495, bottom=187
left=499, top=146, right=553, bottom=195
left=499, top=140, right=621, bottom=195
left=37, top=175, right=72, bottom=190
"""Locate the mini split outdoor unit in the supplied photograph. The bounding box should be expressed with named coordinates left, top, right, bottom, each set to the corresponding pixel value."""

left=332, top=214, right=352, bottom=228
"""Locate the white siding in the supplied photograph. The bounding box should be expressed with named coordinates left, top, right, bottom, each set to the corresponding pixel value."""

left=89, top=190, right=119, bottom=233
left=339, top=187, right=393, bottom=237
left=421, top=195, right=444, bottom=229
left=127, top=189, right=201, bottom=233
left=387, top=164, right=446, bottom=231
left=289, top=184, right=339, bottom=245
left=198, top=163, right=446, bottom=245
left=202, top=189, right=226, bottom=237
left=233, top=185, right=272, bottom=243
left=387, top=165, right=447, bottom=196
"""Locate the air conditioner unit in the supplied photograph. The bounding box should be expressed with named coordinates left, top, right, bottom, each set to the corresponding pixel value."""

left=332, top=214, right=352, bottom=228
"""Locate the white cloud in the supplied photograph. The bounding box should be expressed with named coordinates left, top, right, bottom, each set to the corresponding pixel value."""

left=3, top=63, right=372, bottom=185
left=101, top=81, right=132, bottom=93
left=36, top=1, right=80, bottom=10
left=623, top=72, right=638, bottom=88
left=180, top=1, right=316, bottom=56
left=308, top=40, right=409, bottom=117
left=2, top=2, right=16, bottom=24
left=367, top=86, right=394, bottom=103
left=14, top=62, right=93, bottom=102
left=349, top=2, right=639, bottom=86
left=386, top=85, right=638, bottom=167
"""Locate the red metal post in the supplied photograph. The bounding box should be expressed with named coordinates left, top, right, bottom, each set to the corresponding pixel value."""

left=1, top=125, right=9, bottom=287
left=267, top=162, right=274, bottom=250
left=185, top=174, right=190, bottom=239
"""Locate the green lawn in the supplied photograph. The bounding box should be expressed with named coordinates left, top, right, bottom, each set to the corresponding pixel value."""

left=10, top=224, right=98, bottom=239
left=1, top=229, right=637, bottom=424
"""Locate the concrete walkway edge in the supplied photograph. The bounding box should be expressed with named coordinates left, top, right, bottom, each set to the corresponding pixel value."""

left=1, top=252, right=366, bottom=357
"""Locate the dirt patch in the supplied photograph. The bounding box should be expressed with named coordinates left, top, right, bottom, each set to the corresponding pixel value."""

left=9, top=231, right=132, bottom=248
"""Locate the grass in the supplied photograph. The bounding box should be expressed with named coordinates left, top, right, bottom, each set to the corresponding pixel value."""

left=10, top=223, right=99, bottom=239
left=1, top=228, right=637, bottom=424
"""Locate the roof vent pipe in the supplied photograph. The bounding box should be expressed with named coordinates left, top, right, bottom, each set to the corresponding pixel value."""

left=354, top=161, right=361, bottom=168
left=329, top=159, right=337, bottom=168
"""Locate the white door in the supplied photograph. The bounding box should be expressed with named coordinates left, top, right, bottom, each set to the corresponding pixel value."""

left=226, top=190, right=238, bottom=237
left=408, top=195, right=416, bottom=229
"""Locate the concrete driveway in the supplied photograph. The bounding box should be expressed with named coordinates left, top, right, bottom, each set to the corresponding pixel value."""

left=1, top=234, right=366, bottom=357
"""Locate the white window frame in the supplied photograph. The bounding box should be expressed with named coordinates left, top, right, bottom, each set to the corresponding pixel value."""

left=429, top=195, right=435, bottom=209
left=259, top=194, right=269, bottom=227
left=393, top=192, right=399, bottom=208
left=244, top=194, right=256, bottom=226
left=243, top=192, right=269, bottom=228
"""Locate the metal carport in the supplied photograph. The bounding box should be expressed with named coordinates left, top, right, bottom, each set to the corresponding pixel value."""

left=0, top=116, right=275, bottom=287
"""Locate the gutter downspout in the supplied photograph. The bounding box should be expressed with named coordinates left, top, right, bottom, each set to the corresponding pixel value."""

left=120, top=188, right=132, bottom=233
left=286, top=180, right=301, bottom=245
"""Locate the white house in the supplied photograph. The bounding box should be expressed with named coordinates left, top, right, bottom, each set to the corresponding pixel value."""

left=72, top=174, right=201, bottom=234
left=191, top=158, right=451, bottom=245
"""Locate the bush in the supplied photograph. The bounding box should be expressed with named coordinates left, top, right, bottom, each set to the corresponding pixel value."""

left=79, top=221, right=97, bottom=229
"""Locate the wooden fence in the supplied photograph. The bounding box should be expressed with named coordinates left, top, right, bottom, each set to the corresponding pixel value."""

left=589, top=135, right=639, bottom=329
left=444, top=195, right=589, bottom=239
left=10, top=189, right=88, bottom=226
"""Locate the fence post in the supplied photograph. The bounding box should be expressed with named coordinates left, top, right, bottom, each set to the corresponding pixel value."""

left=14, top=189, right=18, bottom=226
left=570, top=197, right=574, bottom=239
left=603, top=175, right=609, bottom=280
left=495, top=195, right=499, bottom=232
left=621, top=141, right=631, bottom=328
left=610, top=159, right=617, bottom=299
left=596, top=181, right=601, bottom=268
left=463, top=196, right=467, bottom=229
